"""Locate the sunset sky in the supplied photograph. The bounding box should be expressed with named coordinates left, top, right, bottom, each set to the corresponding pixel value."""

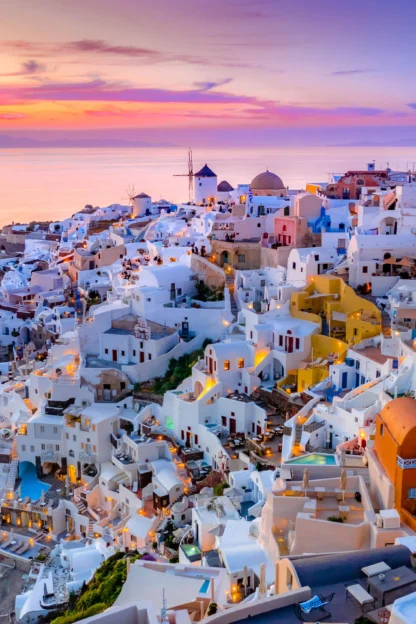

left=2, top=0, right=416, bottom=146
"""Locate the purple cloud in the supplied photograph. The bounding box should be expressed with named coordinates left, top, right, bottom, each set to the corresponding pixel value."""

left=0, top=58, right=46, bottom=77
left=1, top=39, right=252, bottom=69
left=408, top=103, right=416, bottom=110
left=330, top=68, right=372, bottom=76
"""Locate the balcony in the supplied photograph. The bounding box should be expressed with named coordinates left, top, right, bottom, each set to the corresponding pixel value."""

left=41, top=451, right=60, bottom=463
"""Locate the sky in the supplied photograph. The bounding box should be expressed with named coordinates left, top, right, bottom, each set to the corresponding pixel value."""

left=2, top=0, right=416, bottom=147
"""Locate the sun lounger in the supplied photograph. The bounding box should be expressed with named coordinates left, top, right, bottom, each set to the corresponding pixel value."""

left=16, top=543, right=30, bottom=555
left=10, top=541, right=22, bottom=553
left=1, top=539, right=13, bottom=549
left=132, top=482, right=138, bottom=493
left=294, top=593, right=334, bottom=621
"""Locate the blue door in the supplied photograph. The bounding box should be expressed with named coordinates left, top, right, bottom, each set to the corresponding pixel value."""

left=342, top=372, right=348, bottom=389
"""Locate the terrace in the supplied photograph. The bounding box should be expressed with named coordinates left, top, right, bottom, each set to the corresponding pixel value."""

left=239, top=545, right=416, bottom=624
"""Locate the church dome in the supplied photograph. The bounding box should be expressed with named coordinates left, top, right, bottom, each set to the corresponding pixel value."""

left=217, top=180, right=234, bottom=192
left=250, top=170, right=285, bottom=191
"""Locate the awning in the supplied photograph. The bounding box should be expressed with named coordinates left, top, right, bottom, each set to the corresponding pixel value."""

left=332, top=311, right=347, bottom=322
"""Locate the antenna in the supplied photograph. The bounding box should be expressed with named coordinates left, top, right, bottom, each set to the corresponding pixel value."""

left=122, top=185, right=136, bottom=211
left=174, top=148, right=194, bottom=202
left=160, top=588, right=168, bottom=622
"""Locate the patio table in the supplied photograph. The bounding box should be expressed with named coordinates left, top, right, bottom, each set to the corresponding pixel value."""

left=367, top=565, right=416, bottom=606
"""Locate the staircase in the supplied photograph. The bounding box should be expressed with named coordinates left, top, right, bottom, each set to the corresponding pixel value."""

left=75, top=499, right=87, bottom=514
left=87, top=519, right=95, bottom=540
left=292, top=423, right=304, bottom=456
left=6, top=459, right=18, bottom=491
left=226, top=274, right=238, bottom=320
left=23, top=398, right=36, bottom=415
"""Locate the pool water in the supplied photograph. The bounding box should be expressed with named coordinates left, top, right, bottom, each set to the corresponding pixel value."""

left=18, top=462, right=50, bottom=501
left=286, top=453, right=336, bottom=466
left=200, top=579, right=210, bottom=593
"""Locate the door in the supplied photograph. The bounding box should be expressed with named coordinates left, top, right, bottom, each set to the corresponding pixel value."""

left=341, top=372, right=348, bottom=389
left=186, top=431, right=192, bottom=446
left=208, top=358, right=213, bottom=374
left=257, top=425, right=262, bottom=435
left=103, top=384, right=111, bottom=401
left=68, top=464, right=77, bottom=484
left=230, top=418, right=236, bottom=435
left=112, top=349, right=118, bottom=362
left=140, top=351, right=145, bottom=363
left=285, top=336, right=294, bottom=353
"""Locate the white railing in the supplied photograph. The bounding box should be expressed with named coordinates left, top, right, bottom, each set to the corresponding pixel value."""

left=397, top=456, right=416, bottom=469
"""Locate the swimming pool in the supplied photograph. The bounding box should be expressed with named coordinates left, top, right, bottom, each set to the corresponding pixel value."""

left=200, top=579, right=210, bottom=593
left=286, top=453, right=337, bottom=466
left=18, top=462, right=50, bottom=501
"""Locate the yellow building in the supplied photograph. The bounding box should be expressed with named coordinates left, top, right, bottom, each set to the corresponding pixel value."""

left=279, top=275, right=381, bottom=393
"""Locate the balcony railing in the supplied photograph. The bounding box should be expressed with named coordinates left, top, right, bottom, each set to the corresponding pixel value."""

left=397, top=456, right=416, bottom=469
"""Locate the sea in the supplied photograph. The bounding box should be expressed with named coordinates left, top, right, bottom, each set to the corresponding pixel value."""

left=1, top=146, right=416, bottom=227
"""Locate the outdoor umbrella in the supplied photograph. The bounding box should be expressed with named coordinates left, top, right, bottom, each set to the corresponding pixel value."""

left=302, top=468, right=309, bottom=497
left=259, top=563, right=267, bottom=598
left=340, top=469, right=347, bottom=502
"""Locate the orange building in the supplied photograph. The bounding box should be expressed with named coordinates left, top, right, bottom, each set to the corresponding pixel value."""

left=374, top=398, right=416, bottom=529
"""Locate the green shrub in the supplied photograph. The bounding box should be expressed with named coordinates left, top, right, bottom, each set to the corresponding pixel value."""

left=327, top=515, right=345, bottom=523
left=213, top=481, right=230, bottom=496
left=51, top=603, right=106, bottom=624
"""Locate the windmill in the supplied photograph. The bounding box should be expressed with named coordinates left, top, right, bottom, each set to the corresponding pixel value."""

left=174, top=148, right=194, bottom=203
left=123, top=185, right=136, bottom=212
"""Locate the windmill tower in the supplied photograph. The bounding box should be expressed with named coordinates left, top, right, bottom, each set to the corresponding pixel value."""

left=174, top=148, right=194, bottom=203
left=123, top=185, right=136, bottom=214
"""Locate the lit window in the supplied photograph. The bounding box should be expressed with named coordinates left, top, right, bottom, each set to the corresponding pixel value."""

left=408, top=488, right=416, bottom=499
left=238, top=358, right=245, bottom=368
left=224, top=360, right=230, bottom=371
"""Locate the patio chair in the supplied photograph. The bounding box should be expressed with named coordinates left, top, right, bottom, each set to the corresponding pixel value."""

left=10, top=541, right=22, bottom=553
left=294, top=592, right=334, bottom=621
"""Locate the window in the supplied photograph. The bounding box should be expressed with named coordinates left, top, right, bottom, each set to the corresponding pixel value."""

left=133, top=349, right=136, bottom=357
left=363, top=266, right=368, bottom=274
left=181, top=430, right=184, bottom=440
left=279, top=335, right=283, bottom=347
left=40, top=426, right=45, bottom=433
left=105, top=348, right=108, bottom=354
left=238, top=358, right=245, bottom=368
left=238, top=254, right=246, bottom=263
left=148, top=354, right=152, bottom=360
left=121, top=350, right=125, bottom=356
left=120, top=382, right=126, bottom=391
left=292, top=262, right=296, bottom=270
left=92, top=425, right=96, bottom=432
left=177, top=288, right=182, bottom=296
left=314, top=254, right=319, bottom=261
left=81, top=442, right=85, bottom=449
left=22, top=445, right=26, bottom=452
left=408, top=488, right=416, bottom=499
left=30, top=445, right=34, bottom=452
left=295, top=338, right=300, bottom=350
left=224, top=360, right=230, bottom=371
left=140, top=341, right=144, bottom=348
left=194, top=434, right=199, bottom=445
left=53, top=426, right=58, bottom=434
left=55, top=445, right=60, bottom=451
left=41, top=444, right=46, bottom=450
left=93, top=445, right=97, bottom=452
left=73, top=435, right=76, bottom=442
left=380, top=423, right=384, bottom=436
left=376, top=369, right=381, bottom=378
left=66, top=433, right=69, bottom=439
left=355, top=360, right=360, bottom=370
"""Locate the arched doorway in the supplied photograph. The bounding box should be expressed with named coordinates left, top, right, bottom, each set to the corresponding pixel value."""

left=220, top=250, right=230, bottom=266
left=193, top=380, right=203, bottom=399
left=68, top=464, right=77, bottom=484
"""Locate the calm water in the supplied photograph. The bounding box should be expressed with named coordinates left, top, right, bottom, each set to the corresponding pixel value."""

left=1, top=146, right=416, bottom=227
